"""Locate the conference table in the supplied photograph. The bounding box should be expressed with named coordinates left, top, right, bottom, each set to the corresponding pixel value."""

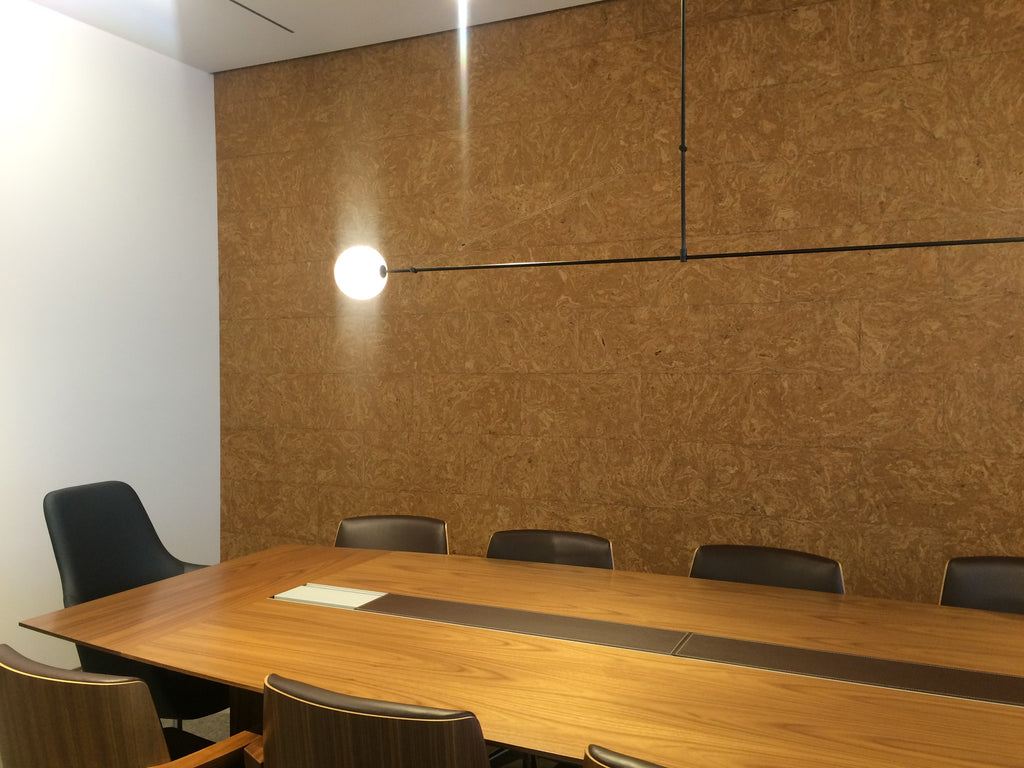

left=20, top=545, right=1024, bottom=767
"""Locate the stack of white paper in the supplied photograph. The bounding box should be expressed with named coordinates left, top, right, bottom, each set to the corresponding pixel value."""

left=273, top=583, right=386, bottom=609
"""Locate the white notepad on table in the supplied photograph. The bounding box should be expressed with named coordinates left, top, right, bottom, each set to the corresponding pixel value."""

left=274, top=583, right=385, bottom=609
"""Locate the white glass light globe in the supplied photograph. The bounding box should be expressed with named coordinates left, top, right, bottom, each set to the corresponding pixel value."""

left=334, top=246, right=387, bottom=300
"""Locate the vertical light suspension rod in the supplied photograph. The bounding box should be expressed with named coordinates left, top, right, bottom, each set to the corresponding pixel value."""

left=680, top=0, right=687, bottom=261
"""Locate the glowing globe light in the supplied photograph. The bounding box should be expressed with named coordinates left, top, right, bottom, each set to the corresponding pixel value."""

left=334, top=246, right=387, bottom=300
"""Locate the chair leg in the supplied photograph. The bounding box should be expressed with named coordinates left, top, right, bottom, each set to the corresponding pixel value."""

left=489, top=747, right=537, bottom=768
left=489, top=747, right=518, bottom=766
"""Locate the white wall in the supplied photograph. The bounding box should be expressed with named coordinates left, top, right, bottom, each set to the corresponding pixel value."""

left=0, top=0, right=220, bottom=665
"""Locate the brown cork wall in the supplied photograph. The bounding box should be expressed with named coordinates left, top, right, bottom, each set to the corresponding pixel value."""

left=216, top=0, right=1024, bottom=602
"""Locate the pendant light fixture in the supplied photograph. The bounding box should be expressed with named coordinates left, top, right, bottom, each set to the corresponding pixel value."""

left=335, top=1, right=1024, bottom=299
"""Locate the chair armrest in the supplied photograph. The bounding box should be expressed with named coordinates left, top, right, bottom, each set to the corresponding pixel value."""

left=243, top=735, right=264, bottom=767
left=155, top=731, right=260, bottom=768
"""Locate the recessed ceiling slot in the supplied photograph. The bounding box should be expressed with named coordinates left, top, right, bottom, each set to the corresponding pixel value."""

left=226, top=0, right=295, bottom=33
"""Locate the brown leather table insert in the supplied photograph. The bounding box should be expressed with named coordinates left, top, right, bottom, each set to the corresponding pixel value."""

left=675, top=633, right=1024, bottom=708
left=363, top=592, right=689, bottom=654
left=360, top=591, right=1024, bottom=707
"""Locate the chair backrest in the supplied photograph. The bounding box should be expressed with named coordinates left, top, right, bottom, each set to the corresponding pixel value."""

left=940, top=556, right=1024, bottom=615
left=689, top=544, right=844, bottom=594
left=43, top=480, right=185, bottom=607
left=486, top=529, right=614, bottom=569
left=261, top=674, right=490, bottom=768
left=583, top=744, right=667, bottom=768
left=334, top=515, right=449, bottom=554
left=0, top=644, right=170, bottom=768
left=43, top=482, right=229, bottom=723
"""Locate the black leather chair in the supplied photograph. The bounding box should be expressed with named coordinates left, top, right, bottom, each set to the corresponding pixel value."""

left=486, top=529, right=613, bottom=569
left=583, top=744, right=667, bottom=768
left=253, top=674, right=490, bottom=768
left=0, top=644, right=255, bottom=768
left=689, top=544, right=844, bottom=594
left=334, top=514, right=449, bottom=553
left=43, top=480, right=230, bottom=723
left=939, top=556, right=1024, bottom=615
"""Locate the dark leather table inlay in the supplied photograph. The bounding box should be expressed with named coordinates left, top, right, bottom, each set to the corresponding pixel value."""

left=355, top=591, right=1024, bottom=708
left=674, top=633, right=1024, bottom=708
left=361, top=593, right=689, bottom=655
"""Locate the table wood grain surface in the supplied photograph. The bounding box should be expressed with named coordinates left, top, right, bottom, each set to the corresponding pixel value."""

left=21, top=545, right=1024, bottom=767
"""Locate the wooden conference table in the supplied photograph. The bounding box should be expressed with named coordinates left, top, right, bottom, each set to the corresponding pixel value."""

left=21, top=545, right=1024, bottom=767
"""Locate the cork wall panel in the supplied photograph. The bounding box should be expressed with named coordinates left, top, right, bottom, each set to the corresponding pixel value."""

left=218, top=0, right=1024, bottom=603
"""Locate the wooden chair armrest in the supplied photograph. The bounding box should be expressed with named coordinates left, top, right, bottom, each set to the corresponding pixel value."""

left=243, top=734, right=264, bottom=767
left=155, top=730, right=261, bottom=768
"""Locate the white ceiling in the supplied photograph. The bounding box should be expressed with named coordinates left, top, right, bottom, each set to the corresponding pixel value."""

left=29, top=0, right=604, bottom=73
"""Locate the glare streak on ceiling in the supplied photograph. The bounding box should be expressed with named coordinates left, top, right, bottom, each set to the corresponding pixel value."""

left=27, top=0, right=606, bottom=73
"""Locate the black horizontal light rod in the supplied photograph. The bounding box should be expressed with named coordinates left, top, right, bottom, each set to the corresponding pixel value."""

left=386, top=254, right=681, bottom=274
left=385, top=236, right=1024, bottom=275
left=684, top=236, right=1024, bottom=260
